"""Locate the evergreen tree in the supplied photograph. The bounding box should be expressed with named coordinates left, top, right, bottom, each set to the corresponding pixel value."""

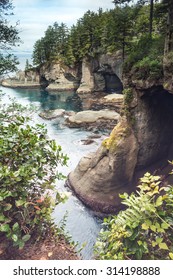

left=32, top=38, right=46, bottom=65
left=113, top=0, right=155, bottom=36
left=0, top=0, right=20, bottom=75
left=25, top=59, right=30, bottom=71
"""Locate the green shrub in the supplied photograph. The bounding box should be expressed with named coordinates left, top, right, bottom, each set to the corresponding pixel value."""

left=0, top=97, right=68, bottom=248
left=132, top=56, right=163, bottom=80
left=95, top=172, right=173, bottom=260
left=164, top=51, right=173, bottom=72
left=123, top=35, right=164, bottom=76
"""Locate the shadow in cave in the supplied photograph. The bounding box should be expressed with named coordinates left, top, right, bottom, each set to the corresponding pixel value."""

left=96, top=63, right=123, bottom=94
left=103, top=73, right=123, bottom=93
left=133, top=86, right=173, bottom=185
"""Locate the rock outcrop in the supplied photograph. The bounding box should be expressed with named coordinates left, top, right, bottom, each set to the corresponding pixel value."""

left=1, top=52, right=124, bottom=96
left=67, top=73, right=173, bottom=214
left=76, top=58, right=95, bottom=94
left=66, top=117, right=138, bottom=214
left=39, top=109, right=65, bottom=120
left=90, top=93, right=123, bottom=113
left=77, top=52, right=123, bottom=94
left=1, top=69, right=40, bottom=88
left=65, top=109, right=120, bottom=130
left=40, top=62, right=80, bottom=91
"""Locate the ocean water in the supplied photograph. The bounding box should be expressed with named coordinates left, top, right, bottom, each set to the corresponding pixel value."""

left=0, top=86, right=103, bottom=259
left=13, top=51, right=33, bottom=71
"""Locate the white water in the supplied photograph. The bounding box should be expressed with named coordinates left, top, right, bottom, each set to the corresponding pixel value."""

left=0, top=86, right=104, bottom=259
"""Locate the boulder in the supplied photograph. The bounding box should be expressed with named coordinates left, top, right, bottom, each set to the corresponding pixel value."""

left=39, top=109, right=65, bottom=120
left=65, top=109, right=120, bottom=130
left=90, top=93, right=123, bottom=112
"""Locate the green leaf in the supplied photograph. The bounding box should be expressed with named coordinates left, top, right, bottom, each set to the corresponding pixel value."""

left=169, top=253, right=173, bottom=260
left=4, top=203, right=12, bottom=211
left=22, top=234, right=31, bottom=242
left=152, top=241, right=157, bottom=247
left=155, top=222, right=161, bottom=230
left=141, top=223, right=149, bottom=230
left=159, top=243, right=169, bottom=250
left=0, top=214, right=6, bottom=222
left=156, top=237, right=163, bottom=244
left=145, top=219, right=152, bottom=226
left=15, top=200, right=25, bottom=207
left=161, top=222, right=169, bottom=229
left=18, top=240, right=25, bottom=249
left=12, top=222, right=19, bottom=232
left=150, top=225, right=156, bottom=232
left=155, top=196, right=163, bottom=207
left=0, top=224, right=10, bottom=232
left=12, top=234, right=18, bottom=242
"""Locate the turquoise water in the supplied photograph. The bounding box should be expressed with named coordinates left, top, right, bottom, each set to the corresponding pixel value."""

left=4, top=88, right=83, bottom=111
left=0, top=86, right=103, bottom=259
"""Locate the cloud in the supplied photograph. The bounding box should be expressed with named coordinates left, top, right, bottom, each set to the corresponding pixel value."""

left=11, top=0, right=114, bottom=52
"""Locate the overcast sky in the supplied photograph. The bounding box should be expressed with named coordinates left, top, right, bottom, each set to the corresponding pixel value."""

left=11, top=0, right=114, bottom=53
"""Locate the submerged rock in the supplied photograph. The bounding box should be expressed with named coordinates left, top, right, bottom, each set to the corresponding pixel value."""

left=39, top=109, right=65, bottom=120
left=80, top=139, right=95, bottom=145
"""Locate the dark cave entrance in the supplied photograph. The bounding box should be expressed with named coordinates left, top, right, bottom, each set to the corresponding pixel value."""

left=135, top=86, right=173, bottom=171
left=95, top=63, right=123, bottom=94
left=40, top=75, right=49, bottom=88
left=103, top=73, right=123, bottom=93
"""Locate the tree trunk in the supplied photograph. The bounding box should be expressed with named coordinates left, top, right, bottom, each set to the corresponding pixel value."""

left=164, top=0, right=173, bottom=54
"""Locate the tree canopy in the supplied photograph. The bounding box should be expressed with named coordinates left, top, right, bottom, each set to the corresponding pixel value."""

left=0, top=0, right=20, bottom=75
left=32, top=1, right=169, bottom=69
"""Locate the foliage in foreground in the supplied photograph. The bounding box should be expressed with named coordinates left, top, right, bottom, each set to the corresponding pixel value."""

left=95, top=172, right=173, bottom=260
left=0, top=97, right=68, bottom=248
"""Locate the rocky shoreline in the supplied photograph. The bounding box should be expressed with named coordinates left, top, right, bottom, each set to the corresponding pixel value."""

left=1, top=52, right=123, bottom=94
left=1, top=79, right=41, bottom=89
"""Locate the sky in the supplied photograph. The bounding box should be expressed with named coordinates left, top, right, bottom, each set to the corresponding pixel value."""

left=11, top=0, right=114, bottom=54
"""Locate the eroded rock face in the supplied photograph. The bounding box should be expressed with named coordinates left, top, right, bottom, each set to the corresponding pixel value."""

left=77, top=52, right=123, bottom=94
left=40, top=63, right=80, bottom=91
left=67, top=118, right=139, bottom=213
left=76, top=58, right=95, bottom=94
left=1, top=53, right=123, bottom=95
left=132, top=86, right=173, bottom=169
left=67, top=82, right=173, bottom=214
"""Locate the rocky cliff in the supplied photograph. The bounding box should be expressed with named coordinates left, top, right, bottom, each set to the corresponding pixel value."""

left=66, top=59, right=173, bottom=214
left=1, top=52, right=123, bottom=95
left=76, top=52, right=123, bottom=94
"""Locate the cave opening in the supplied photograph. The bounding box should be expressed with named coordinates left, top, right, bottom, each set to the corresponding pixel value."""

left=40, top=75, right=49, bottom=88
left=103, top=73, right=123, bottom=93
left=135, top=86, right=173, bottom=171
left=95, top=63, right=123, bottom=94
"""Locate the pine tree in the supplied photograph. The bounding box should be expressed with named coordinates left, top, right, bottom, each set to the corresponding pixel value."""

left=0, top=0, right=20, bottom=75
